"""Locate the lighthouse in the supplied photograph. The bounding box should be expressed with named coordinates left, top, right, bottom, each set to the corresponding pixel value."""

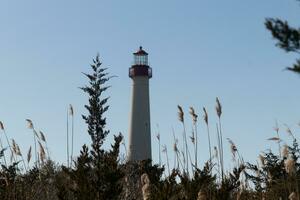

left=128, top=46, right=152, bottom=161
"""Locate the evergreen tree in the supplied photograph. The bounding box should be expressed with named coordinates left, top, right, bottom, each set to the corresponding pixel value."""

left=265, top=0, right=300, bottom=74
left=80, top=54, right=110, bottom=158
left=61, top=54, right=123, bottom=200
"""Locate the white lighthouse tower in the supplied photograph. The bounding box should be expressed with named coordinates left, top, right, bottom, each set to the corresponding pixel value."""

left=128, top=46, right=152, bottom=161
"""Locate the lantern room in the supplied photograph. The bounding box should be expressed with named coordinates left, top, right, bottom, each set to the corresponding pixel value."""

left=129, top=46, right=152, bottom=78
left=133, top=46, right=148, bottom=66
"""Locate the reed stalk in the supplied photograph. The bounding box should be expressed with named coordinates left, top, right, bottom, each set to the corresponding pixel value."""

left=156, top=124, right=161, bottom=165
left=121, top=134, right=128, bottom=159
left=214, top=146, right=221, bottom=183
left=66, top=110, right=70, bottom=168
left=0, top=121, right=16, bottom=163
left=69, top=104, right=74, bottom=167
left=216, top=125, right=221, bottom=181
left=177, top=105, right=189, bottom=173
left=274, top=121, right=282, bottom=158
left=172, top=128, right=182, bottom=170
left=27, top=146, right=32, bottom=169
left=12, top=139, right=27, bottom=171
left=216, top=97, right=224, bottom=182
left=190, top=128, right=196, bottom=169
left=189, top=107, right=198, bottom=169
left=203, top=107, right=212, bottom=163
left=162, top=145, right=170, bottom=176
left=0, top=138, right=7, bottom=166
left=183, top=123, right=189, bottom=173
left=26, top=119, right=38, bottom=167
left=39, top=131, right=50, bottom=160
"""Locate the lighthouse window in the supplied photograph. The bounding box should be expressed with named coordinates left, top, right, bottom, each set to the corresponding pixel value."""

left=134, top=55, right=148, bottom=65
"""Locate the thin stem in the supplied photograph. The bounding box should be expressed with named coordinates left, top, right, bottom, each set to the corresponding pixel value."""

left=66, top=110, right=69, bottom=168
left=218, top=118, right=225, bottom=183
left=275, top=121, right=282, bottom=158
left=71, top=114, right=74, bottom=167
left=164, top=148, right=170, bottom=177
left=122, top=141, right=127, bottom=159
left=33, top=131, right=37, bottom=167
left=219, top=119, right=224, bottom=177
left=176, top=151, right=184, bottom=171
left=172, top=128, right=178, bottom=170
left=0, top=138, right=7, bottom=166
left=44, top=141, right=50, bottom=160
left=181, top=124, right=186, bottom=173
left=157, top=124, right=161, bottom=166
left=190, top=124, right=198, bottom=170
left=193, top=123, right=198, bottom=169
left=214, top=147, right=221, bottom=183
left=173, top=150, right=177, bottom=170
left=158, top=139, right=161, bottom=165
left=20, top=155, right=27, bottom=172
left=216, top=123, right=223, bottom=182
left=206, top=124, right=212, bottom=163
left=3, top=130, right=15, bottom=163
left=187, top=144, right=194, bottom=174
left=182, top=122, right=189, bottom=174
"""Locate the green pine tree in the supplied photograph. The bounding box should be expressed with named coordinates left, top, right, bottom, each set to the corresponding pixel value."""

left=80, top=54, right=110, bottom=158
left=61, top=54, right=123, bottom=200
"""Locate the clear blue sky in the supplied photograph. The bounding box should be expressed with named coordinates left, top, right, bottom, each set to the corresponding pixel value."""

left=0, top=0, right=299, bottom=169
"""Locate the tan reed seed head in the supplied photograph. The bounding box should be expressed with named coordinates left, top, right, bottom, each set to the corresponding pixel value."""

left=12, top=139, right=17, bottom=153
left=215, top=97, right=222, bottom=118
left=12, top=140, right=21, bottom=156
left=39, top=141, right=46, bottom=163
left=259, top=154, right=265, bottom=167
left=27, top=146, right=32, bottom=163
left=227, top=138, right=237, bottom=159
left=141, top=173, right=151, bottom=200
left=189, top=107, right=198, bottom=124
left=141, top=173, right=150, bottom=185
left=282, top=144, right=289, bottom=158
left=39, top=131, right=46, bottom=142
left=16, top=145, right=22, bottom=156
left=255, top=167, right=261, bottom=177
left=0, top=121, right=4, bottom=130
left=203, top=107, right=208, bottom=125
left=189, top=107, right=195, bottom=115
left=26, top=119, right=34, bottom=129
left=267, top=171, right=273, bottom=183
left=236, top=189, right=243, bottom=200
left=69, top=104, right=74, bottom=116
left=285, top=157, right=296, bottom=175
left=289, top=192, right=298, bottom=200
left=197, top=189, right=207, bottom=200
left=177, top=105, right=184, bottom=123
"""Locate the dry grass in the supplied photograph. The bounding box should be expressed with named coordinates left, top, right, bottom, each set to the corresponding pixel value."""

left=0, top=98, right=300, bottom=200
